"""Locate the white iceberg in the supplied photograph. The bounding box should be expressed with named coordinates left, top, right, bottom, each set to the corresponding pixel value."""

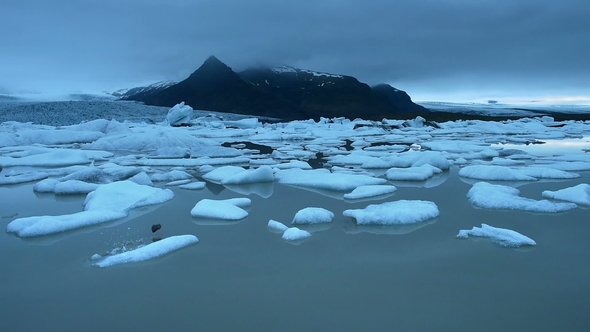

left=282, top=227, right=312, bottom=241
left=179, top=181, right=206, bottom=190
left=0, top=171, right=48, bottom=185
left=385, top=165, right=441, bottom=181
left=268, top=219, right=289, bottom=233
left=292, top=207, right=334, bottom=225
left=458, top=165, right=537, bottom=181
left=93, top=234, right=199, bottom=267
left=202, top=166, right=246, bottom=183
left=151, top=170, right=192, bottom=182
left=467, top=182, right=577, bottom=212
left=221, top=166, right=274, bottom=185
left=343, top=200, right=439, bottom=225
left=54, top=180, right=100, bottom=195
left=275, top=168, right=386, bottom=191
left=343, top=185, right=397, bottom=200
left=542, top=183, right=590, bottom=205
left=166, top=102, right=193, bottom=126
left=190, top=198, right=251, bottom=220
left=456, top=223, right=536, bottom=248
left=6, top=180, right=174, bottom=238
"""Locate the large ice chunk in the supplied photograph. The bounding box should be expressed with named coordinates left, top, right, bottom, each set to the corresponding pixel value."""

left=458, top=165, right=536, bottom=181
left=282, top=227, right=312, bottom=241
left=221, top=166, right=274, bottom=185
left=456, top=223, right=536, bottom=248
left=542, top=183, right=590, bottom=206
left=467, top=182, right=577, bottom=212
left=292, top=207, right=334, bottom=225
left=93, top=235, right=199, bottom=267
left=166, top=102, right=193, bottom=126
left=275, top=168, right=386, bottom=191
left=6, top=181, right=174, bottom=238
left=343, top=185, right=397, bottom=200
left=343, top=200, right=439, bottom=225
left=190, top=198, right=251, bottom=220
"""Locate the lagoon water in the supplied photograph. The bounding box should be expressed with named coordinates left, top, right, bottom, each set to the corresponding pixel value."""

left=1, top=167, right=589, bottom=332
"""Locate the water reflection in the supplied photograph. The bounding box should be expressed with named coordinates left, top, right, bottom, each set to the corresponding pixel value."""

left=493, top=137, right=590, bottom=155
left=224, top=182, right=274, bottom=198
left=343, top=218, right=437, bottom=236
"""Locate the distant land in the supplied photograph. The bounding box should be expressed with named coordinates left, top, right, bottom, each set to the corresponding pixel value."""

left=119, top=55, right=426, bottom=121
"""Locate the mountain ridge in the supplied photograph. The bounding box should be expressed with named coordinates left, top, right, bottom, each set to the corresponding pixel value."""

left=121, top=56, right=426, bottom=120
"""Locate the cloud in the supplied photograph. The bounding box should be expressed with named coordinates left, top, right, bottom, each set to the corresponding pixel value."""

left=1, top=0, right=588, bottom=101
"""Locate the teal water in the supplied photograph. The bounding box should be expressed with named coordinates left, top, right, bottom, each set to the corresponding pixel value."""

left=1, top=168, right=589, bottom=332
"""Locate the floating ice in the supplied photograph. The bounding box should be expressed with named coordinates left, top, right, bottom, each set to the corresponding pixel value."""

left=128, top=172, right=154, bottom=186
left=467, top=182, right=577, bottom=212
left=282, top=227, right=311, bottom=241
left=292, top=207, right=334, bottom=225
left=33, top=178, right=60, bottom=192
left=0, top=150, right=90, bottom=167
left=93, top=234, right=199, bottom=267
left=458, top=165, right=537, bottom=181
left=343, top=200, right=439, bottom=225
left=343, top=185, right=397, bottom=200
left=542, top=183, right=590, bottom=205
left=151, top=170, right=192, bottom=182
left=268, top=219, right=289, bottom=233
left=275, top=168, right=386, bottom=191
left=221, top=166, right=274, bottom=185
left=385, top=165, right=441, bottom=181
left=6, top=181, right=175, bottom=237
left=54, top=180, right=100, bottom=195
left=533, top=161, right=590, bottom=172
left=166, top=179, right=192, bottom=186
left=456, top=223, right=536, bottom=248
left=202, top=166, right=246, bottom=182
left=179, top=181, right=206, bottom=190
left=0, top=171, right=48, bottom=185
left=190, top=198, right=251, bottom=220
left=166, top=102, right=193, bottom=126
left=517, top=167, right=580, bottom=179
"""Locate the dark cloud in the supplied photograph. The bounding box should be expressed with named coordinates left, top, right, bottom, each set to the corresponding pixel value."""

left=1, top=0, right=589, bottom=101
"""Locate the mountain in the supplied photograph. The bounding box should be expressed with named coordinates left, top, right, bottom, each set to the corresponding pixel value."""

left=123, top=56, right=425, bottom=120
left=239, top=66, right=398, bottom=119
left=113, top=80, right=176, bottom=99
left=371, top=84, right=426, bottom=113
left=125, top=56, right=306, bottom=119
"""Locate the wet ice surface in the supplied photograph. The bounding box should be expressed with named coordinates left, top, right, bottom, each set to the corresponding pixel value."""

left=1, top=106, right=590, bottom=331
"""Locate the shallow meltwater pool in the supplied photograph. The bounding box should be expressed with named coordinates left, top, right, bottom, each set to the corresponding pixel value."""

left=1, top=168, right=590, bottom=332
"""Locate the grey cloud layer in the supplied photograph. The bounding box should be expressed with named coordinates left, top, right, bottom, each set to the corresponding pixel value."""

left=1, top=0, right=588, bottom=98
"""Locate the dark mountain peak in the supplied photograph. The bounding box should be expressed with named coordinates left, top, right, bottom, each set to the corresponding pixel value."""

left=202, top=55, right=225, bottom=67
left=187, top=55, right=238, bottom=82
left=372, top=83, right=426, bottom=113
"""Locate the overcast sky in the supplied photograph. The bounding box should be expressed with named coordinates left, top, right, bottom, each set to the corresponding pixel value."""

left=1, top=0, right=589, bottom=103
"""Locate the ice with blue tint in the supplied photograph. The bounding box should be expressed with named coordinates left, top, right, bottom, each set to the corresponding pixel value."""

left=343, top=200, right=439, bottom=225
left=467, top=182, right=578, bottom=212
left=93, top=235, right=199, bottom=267
left=456, top=223, right=536, bottom=248
left=542, top=183, right=590, bottom=205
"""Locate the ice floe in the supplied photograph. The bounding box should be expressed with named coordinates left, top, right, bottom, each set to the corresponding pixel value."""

left=268, top=219, right=289, bottom=233
left=282, top=227, right=312, bottom=241
left=93, top=234, right=199, bottom=267
left=385, top=165, right=441, bottom=181
left=343, top=200, right=439, bottom=225
left=151, top=170, right=192, bottom=182
left=343, top=185, right=397, bottom=200
left=456, top=223, right=536, bottom=248
left=0, top=171, right=48, bottom=185
left=179, top=181, right=206, bottom=190
left=166, top=102, right=193, bottom=126
left=221, top=166, right=274, bottom=185
left=459, top=165, right=537, bottom=181
left=542, top=183, right=590, bottom=205
left=7, top=181, right=174, bottom=237
left=275, top=168, right=386, bottom=191
left=54, top=180, right=100, bottom=195
left=467, top=182, right=578, bottom=212
left=190, top=198, right=251, bottom=220
left=292, top=207, right=334, bottom=225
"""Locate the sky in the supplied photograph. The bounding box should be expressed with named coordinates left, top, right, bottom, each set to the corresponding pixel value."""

left=1, top=0, right=589, bottom=104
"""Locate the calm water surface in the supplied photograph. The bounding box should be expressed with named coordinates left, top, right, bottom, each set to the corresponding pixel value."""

left=1, top=168, right=589, bottom=332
